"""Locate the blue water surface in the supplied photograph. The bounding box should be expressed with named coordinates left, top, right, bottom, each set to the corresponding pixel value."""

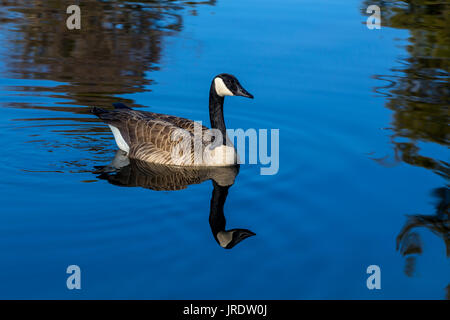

left=0, top=0, right=448, bottom=299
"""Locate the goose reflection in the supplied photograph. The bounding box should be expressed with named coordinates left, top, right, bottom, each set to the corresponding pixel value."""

left=95, top=150, right=255, bottom=249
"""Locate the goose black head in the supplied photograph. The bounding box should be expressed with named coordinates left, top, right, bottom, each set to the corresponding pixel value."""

left=213, top=73, right=254, bottom=99
left=216, top=228, right=256, bottom=249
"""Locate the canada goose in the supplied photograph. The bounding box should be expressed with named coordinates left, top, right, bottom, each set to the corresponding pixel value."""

left=96, top=150, right=255, bottom=249
left=92, top=74, right=253, bottom=166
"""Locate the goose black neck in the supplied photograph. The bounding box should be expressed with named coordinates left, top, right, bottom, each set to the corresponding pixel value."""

left=209, top=83, right=227, bottom=145
left=209, top=181, right=229, bottom=239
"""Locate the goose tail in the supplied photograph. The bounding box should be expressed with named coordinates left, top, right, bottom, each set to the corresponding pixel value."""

left=91, top=103, right=133, bottom=118
left=112, top=102, right=132, bottom=110
left=91, top=106, right=108, bottom=117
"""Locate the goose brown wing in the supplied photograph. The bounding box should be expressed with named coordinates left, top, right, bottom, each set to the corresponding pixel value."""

left=94, top=108, right=195, bottom=162
left=121, top=115, right=196, bottom=164
left=138, top=110, right=211, bottom=136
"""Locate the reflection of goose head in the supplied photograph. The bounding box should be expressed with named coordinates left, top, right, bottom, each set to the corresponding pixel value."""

left=216, top=229, right=256, bottom=249
left=209, top=180, right=255, bottom=249
left=96, top=151, right=255, bottom=249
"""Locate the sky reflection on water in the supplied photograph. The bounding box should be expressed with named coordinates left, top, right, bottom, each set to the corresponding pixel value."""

left=0, top=0, right=448, bottom=299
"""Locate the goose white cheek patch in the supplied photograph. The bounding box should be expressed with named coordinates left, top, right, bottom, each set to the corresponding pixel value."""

left=214, top=77, right=234, bottom=97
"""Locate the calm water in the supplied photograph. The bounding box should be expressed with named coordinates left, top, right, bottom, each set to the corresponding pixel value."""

left=0, top=0, right=448, bottom=299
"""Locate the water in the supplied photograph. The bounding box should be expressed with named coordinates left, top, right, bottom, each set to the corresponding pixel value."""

left=0, top=0, right=448, bottom=299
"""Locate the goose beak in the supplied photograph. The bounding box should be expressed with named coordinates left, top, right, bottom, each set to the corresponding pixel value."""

left=225, top=229, right=256, bottom=249
left=235, top=85, right=254, bottom=99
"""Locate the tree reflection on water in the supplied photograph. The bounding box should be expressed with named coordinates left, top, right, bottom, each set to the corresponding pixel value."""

left=0, top=0, right=215, bottom=109
left=0, top=0, right=216, bottom=169
left=362, top=0, right=449, bottom=298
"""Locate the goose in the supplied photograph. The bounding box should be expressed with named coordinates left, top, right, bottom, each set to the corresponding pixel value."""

left=96, top=150, right=255, bottom=249
left=92, top=74, right=253, bottom=166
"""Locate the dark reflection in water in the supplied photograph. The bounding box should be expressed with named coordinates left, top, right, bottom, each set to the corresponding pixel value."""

left=0, top=0, right=214, bottom=113
left=95, top=150, right=255, bottom=249
left=396, top=187, right=449, bottom=274
left=0, top=0, right=215, bottom=170
left=362, top=0, right=449, bottom=177
left=362, top=1, right=449, bottom=298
